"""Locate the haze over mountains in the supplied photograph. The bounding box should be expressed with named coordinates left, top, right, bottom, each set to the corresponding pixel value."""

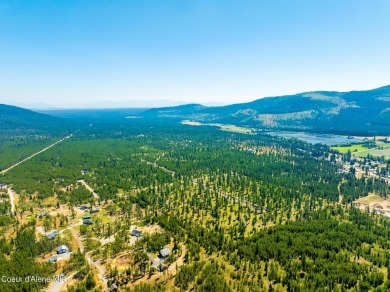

left=2, top=85, right=390, bottom=136
left=5, top=99, right=227, bottom=110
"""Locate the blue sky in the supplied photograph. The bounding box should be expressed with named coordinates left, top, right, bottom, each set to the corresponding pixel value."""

left=0, top=0, right=389, bottom=108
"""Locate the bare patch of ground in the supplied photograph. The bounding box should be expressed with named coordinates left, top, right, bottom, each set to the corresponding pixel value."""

left=354, top=193, right=390, bottom=217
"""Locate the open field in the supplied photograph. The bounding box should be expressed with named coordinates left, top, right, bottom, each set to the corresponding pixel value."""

left=332, top=142, right=390, bottom=159
left=181, top=120, right=202, bottom=126
left=332, top=144, right=369, bottom=154
left=356, top=147, right=390, bottom=159
left=182, top=120, right=253, bottom=134
left=351, top=135, right=390, bottom=141
left=213, top=123, right=253, bottom=134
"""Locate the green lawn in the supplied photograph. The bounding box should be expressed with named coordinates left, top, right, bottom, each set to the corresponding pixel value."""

left=356, top=148, right=390, bottom=159
left=332, top=143, right=390, bottom=159
left=331, top=144, right=369, bottom=154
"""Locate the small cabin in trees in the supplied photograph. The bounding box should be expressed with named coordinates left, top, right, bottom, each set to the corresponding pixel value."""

left=90, top=207, right=99, bottom=213
left=47, top=256, right=58, bottom=263
left=83, top=219, right=94, bottom=225
left=159, top=247, right=171, bottom=258
left=131, top=229, right=142, bottom=237
left=46, top=233, right=57, bottom=240
left=57, top=245, right=69, bottom=254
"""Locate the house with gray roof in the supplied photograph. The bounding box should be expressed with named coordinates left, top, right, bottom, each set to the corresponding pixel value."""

left=57, top=245, right=69, bottom=254
left=159, top=247, right=171, bottom=258
left=47, top=256, right=58, bottom=263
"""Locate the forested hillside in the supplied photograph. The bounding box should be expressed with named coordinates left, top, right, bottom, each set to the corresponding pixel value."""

left=0, top=104, right=72, bottom=136
left=143, top=85, right=390, bottom=135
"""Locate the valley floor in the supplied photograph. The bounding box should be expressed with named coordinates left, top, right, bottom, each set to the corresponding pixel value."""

left=0, top=121, right=389, bottom=292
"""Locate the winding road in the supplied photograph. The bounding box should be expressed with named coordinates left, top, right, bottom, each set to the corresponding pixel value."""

left=47, top=204, right=108, bottom=291
left=70, top=225, right=108, bottom=289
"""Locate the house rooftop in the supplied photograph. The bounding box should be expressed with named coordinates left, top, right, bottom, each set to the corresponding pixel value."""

left=46, top=233, right=57, bottom=240
left=83, top=219, right=94, bottom=225
left=131, top=229, right=142, bottom=237
left=159, top=247, right=171, bottom=258
left=157, top=264, right=168, bottom=272
left=57, top=245, right=69, bottom=254
left=90, top=207, right=99, bottom=213
left=47, top=256, right=57, bottom=263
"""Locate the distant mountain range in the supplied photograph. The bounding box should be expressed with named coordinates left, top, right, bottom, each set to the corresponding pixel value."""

left=2, top=85, right=390, bottom=136
left=6, top=99, right=227, bottom=110
left=144, top=85, right=390, bottom=135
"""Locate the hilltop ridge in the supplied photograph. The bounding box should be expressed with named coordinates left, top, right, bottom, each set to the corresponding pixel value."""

left=143, top=85, right=390, bottom=135
left=0, top=104, right=71, bottom=135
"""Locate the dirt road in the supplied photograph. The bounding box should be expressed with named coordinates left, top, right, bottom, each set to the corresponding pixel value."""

left=49, top=272, right=76, bottom=292
left=7, top=188, right=15, bottom=214
left=70, top=225, right=108, bottom=288
left=77, top=180, right=99, bottom=200
left=141, top=159, right=175, bottom=176
left=59, top=204, right=107, bottom=288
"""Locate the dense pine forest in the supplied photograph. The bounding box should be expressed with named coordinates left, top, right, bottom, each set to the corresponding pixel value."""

left=0, top=112, right=389, bottom=291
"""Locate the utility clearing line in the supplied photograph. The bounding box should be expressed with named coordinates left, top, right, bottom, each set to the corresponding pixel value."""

left=0, top=134, right=73, bottom=175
